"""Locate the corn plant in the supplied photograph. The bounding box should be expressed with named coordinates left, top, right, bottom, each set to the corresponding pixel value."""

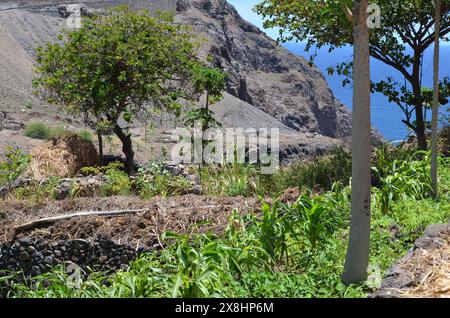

left=372, top=150, right=432, bottom=214
left=290, top=195, right=329, bottom=249
left=162, top=232, right=224, bottom=298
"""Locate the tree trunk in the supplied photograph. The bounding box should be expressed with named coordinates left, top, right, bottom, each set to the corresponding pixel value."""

left=112, top=124, right=135, bottom=175
left=431, top=0, right=441, bottom=198
left=411, top=48, right=428, bottom=151
left=413, top=83, right=428, bottom=151
left=342, top=0, right=371, bottom=284
left=97, top=131, right=104, bottom=166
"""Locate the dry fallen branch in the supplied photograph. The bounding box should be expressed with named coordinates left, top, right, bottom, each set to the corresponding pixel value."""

left=13, top=208, right=150, bottom=234
left=12, top=205, right=224, bottom=235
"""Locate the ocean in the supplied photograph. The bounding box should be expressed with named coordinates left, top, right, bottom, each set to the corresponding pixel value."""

left=284, top=43, right=450, bottom=142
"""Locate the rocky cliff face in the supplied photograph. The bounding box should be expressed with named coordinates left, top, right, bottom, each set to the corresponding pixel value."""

left=0, top=0, right=354, bottom=162
left=175, top=0, right=351, bottom=140
left=0, top=0, right=350, bottom=139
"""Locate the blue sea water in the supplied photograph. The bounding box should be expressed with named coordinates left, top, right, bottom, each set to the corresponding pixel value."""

left=284, top=43, right=450, bottom=142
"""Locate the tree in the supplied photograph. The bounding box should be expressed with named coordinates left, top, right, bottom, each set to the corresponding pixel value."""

left=184, top=66, right=226, bottom=164
left=342, top=0, right=372, bottom=284
left=256, top=0, right=450, bottom=150
left=33, top=6, right=200, bottom=174
left=431, top=0, right=441, bottom=199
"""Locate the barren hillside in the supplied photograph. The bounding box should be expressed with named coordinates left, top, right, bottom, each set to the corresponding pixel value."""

left=0, top=0, right=352, bottom=163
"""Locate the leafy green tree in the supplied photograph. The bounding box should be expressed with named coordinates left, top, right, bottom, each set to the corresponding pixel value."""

left=184, top=66, right=226, bottom=164
left=33, top=6, right=200, bottom=174
left=256, top=0, right=450, bottom=150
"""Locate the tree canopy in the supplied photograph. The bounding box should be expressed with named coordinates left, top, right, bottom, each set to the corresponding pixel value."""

left=33, top=6, right=204, bottom=174
left=256, top=0, right=450, bottom=148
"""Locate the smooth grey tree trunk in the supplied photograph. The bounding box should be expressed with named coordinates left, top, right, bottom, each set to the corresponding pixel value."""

left=342, top=0, right=371, bottom=284
left=431, top=0, right=441, bottom=199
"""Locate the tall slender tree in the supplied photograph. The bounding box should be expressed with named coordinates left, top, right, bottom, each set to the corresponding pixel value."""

left=431, top=0, right=441, bottom=199
left=256, top=0, right=450, bottom=151
left=342, top=0, right=372, bottom=284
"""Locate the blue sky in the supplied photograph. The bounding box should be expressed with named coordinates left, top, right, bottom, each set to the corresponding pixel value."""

left=228, top=0, right=449, bottom=45
left=228, top=0, right=280, bottom=39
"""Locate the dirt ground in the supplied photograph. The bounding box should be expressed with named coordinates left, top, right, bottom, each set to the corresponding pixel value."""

left=0, top=195, right=261, bottom=249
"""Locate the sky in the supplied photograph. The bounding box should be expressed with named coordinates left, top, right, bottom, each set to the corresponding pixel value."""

left=227, top=0, right=280, bottom=39
left=228, top=0, right=449, bottom=45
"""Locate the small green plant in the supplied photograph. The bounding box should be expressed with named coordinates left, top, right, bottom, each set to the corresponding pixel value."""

left=12, top=176, right=60, bottom=202
left=372, top=150, right=432, bottom=214
left=135, top=162, right=190, bottom=198
left=200, top=163, right=254, bottom=197
left=78, top=130, right=93, bottom=142
left=24, top=122, right=66, bottom=140
left=25, top=101, right=33, bottom=109
left=0, top=147, right=31, bottom=186
left=163, top=232, right=224, bottom=298
left=291, top=195, right=328, bottom=249
left=258, top=201, right=290, bottom=264
left=101, top=162, right=131, bottom=196
left=24, top=122, right=51, bottom=139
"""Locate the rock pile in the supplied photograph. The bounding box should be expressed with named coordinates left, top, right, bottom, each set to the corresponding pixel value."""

left=0, top=236, right=147, bottom=281
left=371, top=224, right=450, bottom=298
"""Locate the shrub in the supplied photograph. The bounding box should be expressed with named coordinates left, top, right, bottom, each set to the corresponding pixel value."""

left=24, top=122, right=51, bottom=139
left=372, top=150, right=432, bottom=214
left=135, top=162, right=191, bottom=198
left=0, top=147, right=31, bottom=186
left=24, top=122, right=66, bottom=140
left=256, top=146, right=352, bottom=197
left=12, top=176, right=60, bottom=202
left=101, top=162, right=131, bottom=196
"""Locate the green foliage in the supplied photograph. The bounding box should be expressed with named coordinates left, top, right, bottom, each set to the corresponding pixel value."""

left=259, top=201, right=290, bottom=264
left=198, top=147, right=351, bottom=198
left=4, top=151, right=450, bottom=298
left=255, top=0, right=450, bottom=148
left=291, top=195, right=328, bottom=249
left=0, top=147, right=31, bottom=186
left=199, top=163, right=255, bottom=197
left=33, top=6, right=204, bottom=172
left=162, top=232, right=225, bottom=298
left=372, top=150, right=432, bottom=214
left=256, top=147, right=352, bottom=196
left=185, top=67, right=226, bottom=128
left=101, top=162, right=131, bottom=196
left=24, top=122, right=65, bottom=140
left=135, top=162, right=191, bottom=198
left=24, top=122, right=49, bottom=139
left=12, top=177, right=60, bottom=203
left=25, top=101, right=33, bottom=109
left=78, top=130, right=93, bottom=142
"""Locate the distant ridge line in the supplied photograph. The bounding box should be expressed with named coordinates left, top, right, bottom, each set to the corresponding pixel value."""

left=0, top=0, right=177, bottom=12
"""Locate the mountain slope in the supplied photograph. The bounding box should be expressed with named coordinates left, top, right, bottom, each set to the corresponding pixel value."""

left=0, top=0, right=353, bottom=163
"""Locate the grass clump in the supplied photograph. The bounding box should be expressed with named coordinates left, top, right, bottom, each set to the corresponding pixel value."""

left=78, top=130, right=93, bottom=142
left=24, top=122, right=66, bottom=140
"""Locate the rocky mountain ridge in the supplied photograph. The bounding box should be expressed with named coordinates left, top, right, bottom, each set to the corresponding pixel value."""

left=0, top=0, right=355, bottom=163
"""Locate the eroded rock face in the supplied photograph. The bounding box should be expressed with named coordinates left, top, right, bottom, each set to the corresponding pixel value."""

left=175, top=0, right=352, bottom=140
left=0, top=0, right=352, bottom=147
